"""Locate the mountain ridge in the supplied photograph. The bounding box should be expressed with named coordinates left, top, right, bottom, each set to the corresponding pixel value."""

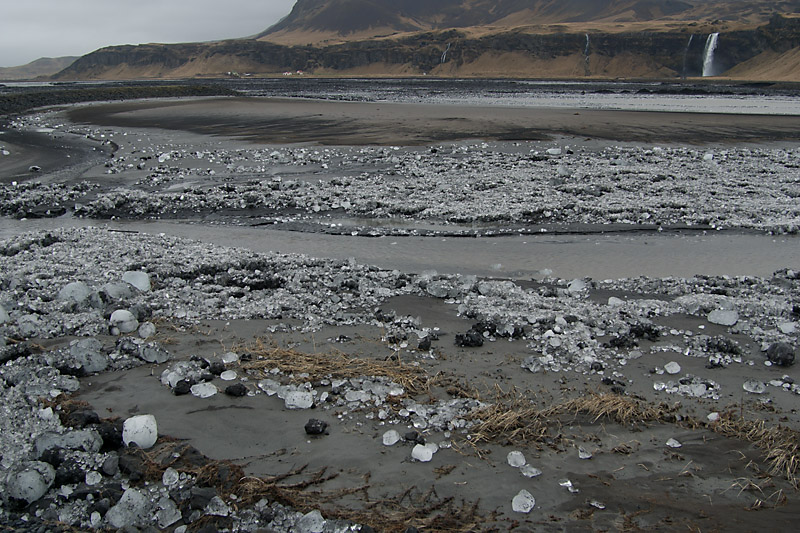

left=0, top=56, right=79, bottom=81
left=259, top=0, right=800, bottom=44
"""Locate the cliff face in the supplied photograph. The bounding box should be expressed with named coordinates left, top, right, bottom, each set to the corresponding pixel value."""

left=53, top=15, right=800, bottom=81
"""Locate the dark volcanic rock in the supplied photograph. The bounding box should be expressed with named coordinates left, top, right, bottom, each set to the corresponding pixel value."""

left=455, top=330, right=484, bottom=347
left=304, top=419, right=329, bottom=435
left=766, top=342, right=795, bottom=367
left=224, top=383, right=248, bottom=397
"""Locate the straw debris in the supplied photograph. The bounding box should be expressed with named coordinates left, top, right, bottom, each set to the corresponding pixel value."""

left=240, top=339, right=430, bottom=394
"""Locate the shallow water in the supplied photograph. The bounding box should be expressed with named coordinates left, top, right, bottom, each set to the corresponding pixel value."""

left=2, top=217, right=797, bottom=279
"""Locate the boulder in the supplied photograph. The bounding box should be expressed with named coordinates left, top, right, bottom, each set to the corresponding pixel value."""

left=766, top=342, right=795, bottom=367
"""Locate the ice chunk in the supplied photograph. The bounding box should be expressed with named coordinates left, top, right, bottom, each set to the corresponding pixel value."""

left=138, top=344, right=170, bottom=363
left=707, top=309, right=738, bottom=326
left=122, top=271, right=151, bottom=292
left=507, top=450, right=526, bottom=468
left=156, top=497, right=182, bottom=528
left=559, top=479, right=579, bottom=493
left=411, top=443, right=438, bottom=462
left=138, top=322, right=156, bottom=339
left=607, top=296, right=625, bottom=307
left=383, top=430, right=401, bottom=446
left=297, top=509, right=326, bottom=533
left=578, top=447, right=592, bottom=459
left=743, top=380, right=766, bottom=394
left=106, top=488, right=150, bottom=528
left=666, top=438, right=682, bottom=448
left=69, top=338, right=108, bottom=373
left=162, top=467, right=180, bottom=487
left=221, top=351, right=240, bottom=364
left=35, top=430, right=103, bottom=456
left=191, top=382, right=218, bottom=398
left=567, top=279, right=587, bottom=293
left=284, top=391, right=314, bottom=409
left=520, top=465, right=542, bottom=478
left=85, top=471, right=102, bottom=486
left=110, top=309, right=139, bottom=334
left=123, top=414, right=158, bottom=449
left=205, top=496, right=230, bottom=517
left=58, top=281, right=91, bottom=303
left=6, top=461, right=55, bottom=504
left=220, top=370, right=237, bottom=381
left=664, top=361, right=681, bottom=375
left=512, top=489, right=536, bottom=513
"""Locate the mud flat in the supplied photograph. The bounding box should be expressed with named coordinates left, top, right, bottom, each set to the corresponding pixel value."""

left=0, top=88, right=798, bottom=532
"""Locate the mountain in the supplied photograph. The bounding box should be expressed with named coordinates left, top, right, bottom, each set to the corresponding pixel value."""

left=51, top=1, right=800, bottom=81
left=259, top=0, right=800, bottom=44
left=0, top=56, right=79, bottom=80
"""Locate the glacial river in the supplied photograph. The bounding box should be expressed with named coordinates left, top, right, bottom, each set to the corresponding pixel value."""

left=1, top=217, right=797, bottom=280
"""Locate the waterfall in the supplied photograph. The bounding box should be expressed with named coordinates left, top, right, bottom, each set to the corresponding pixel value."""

left=583, top=34, right=590, bottom=76
left=681, top=35, right=694, bottom=79
left=441, top=43, right=451, bottom=64
left=702, top=32, right=719, bottom=77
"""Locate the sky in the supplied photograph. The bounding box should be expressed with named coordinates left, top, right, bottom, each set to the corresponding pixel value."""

left=0, top=0, right=298, bottom=67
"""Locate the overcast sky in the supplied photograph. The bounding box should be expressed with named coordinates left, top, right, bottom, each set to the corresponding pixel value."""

left=0, top=0, right=298, bottom=67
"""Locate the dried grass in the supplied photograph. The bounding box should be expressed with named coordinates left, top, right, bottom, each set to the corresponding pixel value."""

left=465, top=388, right=677, bottom=451
left=713, top=414, right=800, bottom=488
left=239, top=338, right=430, bottom=394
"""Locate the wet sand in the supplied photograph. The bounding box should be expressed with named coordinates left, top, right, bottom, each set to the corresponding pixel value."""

left=67, top=97, right=800, bottom=145
left=2, top=92, right=798, bottom=531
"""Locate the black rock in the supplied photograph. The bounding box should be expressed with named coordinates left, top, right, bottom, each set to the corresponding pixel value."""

left=40, top=447, right=67, bottom=467
left=102, top=454, right=119, bottom=476
left=190, top=486, right=218, bottom=510
left=404, top=431, right=425, bottom=445
left=454, top=330, right=483, bottom=347
left=208, top=361, right=226, bottom=375
left=766, top=342, right=795, bottom=367
left=224, top=383, right=248, bottom=397
left=89, top=497, right=112, bottom=516
left=65, top=409, right=100, bottom=429
left=118, top=451, right=145, bottom=482
left=55, top=459, right=85, bottom=487
left=304, top=419, right=328, bottom=435
left=590, top=361, right=604, bottom=372
left=418, top=336, right=432, bottom=351
left=95, top=419, right=124, bottom=451
left=173, top=379, right=194, bottom=396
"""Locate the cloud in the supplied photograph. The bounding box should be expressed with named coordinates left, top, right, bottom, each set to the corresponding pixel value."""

left=0, top=0, right=296, bottom=67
